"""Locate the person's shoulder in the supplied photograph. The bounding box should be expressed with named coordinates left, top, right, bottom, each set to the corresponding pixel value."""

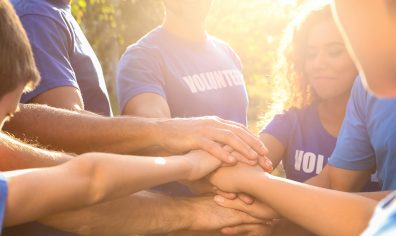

left=207, top=34, right=235, bottom=51
left=122, top=28, right=164, bottom=55
left=282, top=106, right=307, bottom=118
left=11, top=0, right=67, bottom=24
left=277, top=105, right=316, bottom=125
left=350, top=75, right=376, bottom=105
left=208, top=34, right=229, bottom=46
left=267, top=107, right=301, bottom=126
left=131, top=27, right=165, bottom=48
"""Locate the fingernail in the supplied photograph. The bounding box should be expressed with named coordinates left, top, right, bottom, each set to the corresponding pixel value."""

left=214, top=195, right=225, bottom=203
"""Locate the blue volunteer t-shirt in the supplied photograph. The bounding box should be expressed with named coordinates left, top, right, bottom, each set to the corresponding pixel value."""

left=13, top=0, right=112, bottom=116
left=0, top=173, right=8, bottom=234
left=262, top=103, right=379, bottom=190
left=328, top=77, right=396, bottom=190
left=116, top=27, right=248, bottom=125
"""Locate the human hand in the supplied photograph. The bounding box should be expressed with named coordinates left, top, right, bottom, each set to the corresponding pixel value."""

left=209, top=163, right=264, bottom=193
left=221, top=223, right=274, bottom=236
left=182, top=150, right=222, bottom=181
left=218, top=197, right=279, bottom=236
left=186, top=196, right=264, bottom=231
left=157, top=116, right=272, bottom=170
left=181, top=176, right=214, bottom=195
left=214, top=195, right=279, bottom=220
left=223, top=145, right=273, bottom=172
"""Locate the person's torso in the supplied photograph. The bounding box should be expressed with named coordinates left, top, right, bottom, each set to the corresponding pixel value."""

left=281, top=104, right=379, bottom=190
left=137, top=28, right=248, bottom=124
left=281, top=105, right=336, bottom=182
left=14, top=0, right=111, bottom=116
left=363, top=92, right=396, bottom=190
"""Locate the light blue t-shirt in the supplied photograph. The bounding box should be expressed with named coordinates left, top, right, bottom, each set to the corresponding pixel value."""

left=328, top=77, right=396, bottom=190
left=0, top=173, right=7, bottom=233
left=13, top=0, right=112, bottom=116
left=116, top=27, right=248, bottom=125
left=362, top=191, right=396, bottom=236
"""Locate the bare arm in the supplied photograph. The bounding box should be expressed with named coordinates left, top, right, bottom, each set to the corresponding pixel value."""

left=4, top=104, right=161, bottom=154
left=305, top=165, right=389, bottom=200
left=122, top=93, right=271, bottom=166
left=122, top=93, right=171, bottom=118
left=305, top=165, right=372, bottom=191
left=39, top=191, right=261, bottom=235
left=4, top=150, right=221, bottom=227
left=29, top=87, right=85, bottom=112
left=4, top=104, right=269, bottom=165
left=0, top=132, right=72, bottom=171
left=210, top=164, right=377, bottom=236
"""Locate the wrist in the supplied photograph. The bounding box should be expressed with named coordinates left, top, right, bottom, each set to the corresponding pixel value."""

left=239, top=171, right=269, bottom=194
left=132, top=117, right=165, bottom=147
left=178, top=197, right=197, bottom=231
left=166, top=155, right=192, bottom=181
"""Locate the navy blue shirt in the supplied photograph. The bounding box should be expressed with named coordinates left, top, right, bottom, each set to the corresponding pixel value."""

left=14, top=0, right=112, bottom=116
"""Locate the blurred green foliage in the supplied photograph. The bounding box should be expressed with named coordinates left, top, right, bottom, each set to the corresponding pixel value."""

left=71, top=0, right=305, bottom=132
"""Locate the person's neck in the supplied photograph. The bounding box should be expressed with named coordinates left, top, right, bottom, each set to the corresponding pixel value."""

left=317, top=92, right=350, bottom=137
left=162, top=15, right=206, bottom=43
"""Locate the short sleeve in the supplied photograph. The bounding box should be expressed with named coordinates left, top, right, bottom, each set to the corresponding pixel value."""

left=0, top=173, right=8, bottom=231
left=116, top=46, right=166, bottom=112
left=20, top=14, right=78, bottom=103
left=225, top=44, right=243, bottom=71
left=260, top=110, right=295, bottom=147
left=328, top=78, right=376, bottom=170
left=362, top=191, right=396, bottom=236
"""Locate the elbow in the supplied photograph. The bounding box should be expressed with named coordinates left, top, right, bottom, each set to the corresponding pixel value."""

left=69, top=153, right=108, bottom=206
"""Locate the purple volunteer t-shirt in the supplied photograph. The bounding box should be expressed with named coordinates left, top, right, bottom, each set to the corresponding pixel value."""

left=261, top=103, right=379, bottom=191
left=116, top=27, right=248, bottom=125
left=116, top=27, right=249, bottom=198
left=262, top=104, right=335, bottom=182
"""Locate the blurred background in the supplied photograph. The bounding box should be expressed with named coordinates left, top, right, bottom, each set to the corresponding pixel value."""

left=71, top=0, right=307, bottom=132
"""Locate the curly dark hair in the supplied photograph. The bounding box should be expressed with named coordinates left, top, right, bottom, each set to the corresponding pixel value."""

left=261, top=3, right=333, bottom=127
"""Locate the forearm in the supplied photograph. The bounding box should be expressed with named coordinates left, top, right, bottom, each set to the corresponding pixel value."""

left=0, top=132, right=72, bottom=171
left=4, top=153, right=191, bottom=226
left=244, top=173, right=376, bottom=236
left=134, top=145, right=173, bottom=156
left=304, top=166, right=331, bottom=188
left=4, top=104, right=162, bottom=154
left=75, top=153, right=191, bottom=202
left=40, top=191, right=193, bottom=235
